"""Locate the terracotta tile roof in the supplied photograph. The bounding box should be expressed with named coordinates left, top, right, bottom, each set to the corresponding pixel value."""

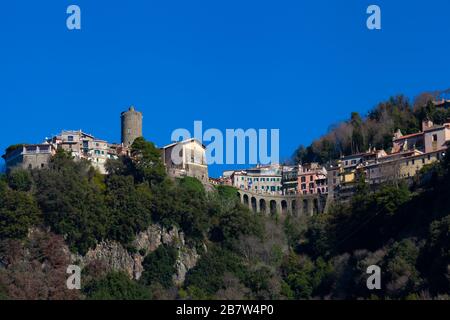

left=393, top=132, right=423, bottom=140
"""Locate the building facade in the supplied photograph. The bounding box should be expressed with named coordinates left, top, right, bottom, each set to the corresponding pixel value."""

left=161, top=138, right=209, bottom=183
left=232, top=164, right=283, bottom=195
left=297, top=163, right=328, bottom=195
left=2, top=144, right=57, bottom=172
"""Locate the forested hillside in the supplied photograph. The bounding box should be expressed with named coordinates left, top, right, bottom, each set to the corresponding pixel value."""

left=0, top=119, right=449, bottom=300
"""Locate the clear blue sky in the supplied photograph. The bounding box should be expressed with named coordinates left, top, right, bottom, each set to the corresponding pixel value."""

left=1, top=1, right=450, bottom=177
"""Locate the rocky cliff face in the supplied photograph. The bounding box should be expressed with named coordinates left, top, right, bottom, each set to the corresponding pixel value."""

left=73, top=224, right=200, bottom=285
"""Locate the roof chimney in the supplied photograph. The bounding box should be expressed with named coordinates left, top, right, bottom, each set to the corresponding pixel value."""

left=422, top=119, right=433, bottom=131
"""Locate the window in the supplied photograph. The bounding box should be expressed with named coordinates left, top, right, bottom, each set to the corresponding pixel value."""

left=68, top=136, right=74, bottom=142
left=301, top=177, right=306, bottom=183
left=433, top=134, right=438, bottom=142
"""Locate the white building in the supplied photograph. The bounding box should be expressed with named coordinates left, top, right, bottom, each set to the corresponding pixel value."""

left=161, top=138, right=209, bottom=183
left=232, top=164, right=283, bottom=195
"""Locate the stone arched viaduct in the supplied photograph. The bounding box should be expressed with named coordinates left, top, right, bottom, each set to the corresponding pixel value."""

left=237, top=190, right=326, bottom=216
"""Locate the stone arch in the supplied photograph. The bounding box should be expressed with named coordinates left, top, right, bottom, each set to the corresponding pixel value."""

left=302, top=199, right=308, bottom=215
left=313, top=198, right=319, bottom=215
left=237, top=192, right=242, bottom=202
left=251, top=197, right=257, bottom=213
left=259, top=199, right=266, bottom=214
left=291, top=200, right=297, bottom=216
left=281, top=200, right=288, bottom=215
left=243, top=194, right=249, bottom=207
left=270, top=200, right=277, bottom=215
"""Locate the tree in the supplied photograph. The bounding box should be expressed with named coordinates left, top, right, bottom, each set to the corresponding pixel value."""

left=140, top=245, right=177, bottom=288
left=131, top=137, right=166, bottom=184
left=0, top=187, right=40, bottom=240
left=84, top=272, right=150, bottom=300
left=34, top=151, right=110, bottom=254
left=105, top=175, right=153, bottom=245
left=7, top=169, right=32, bottom=192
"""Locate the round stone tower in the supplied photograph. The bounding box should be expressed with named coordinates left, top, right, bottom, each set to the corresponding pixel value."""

left=121, top=106, right=143, bottom=147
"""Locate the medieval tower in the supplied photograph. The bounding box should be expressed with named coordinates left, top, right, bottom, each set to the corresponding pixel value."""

left=121, top=106, right=143, bottom=147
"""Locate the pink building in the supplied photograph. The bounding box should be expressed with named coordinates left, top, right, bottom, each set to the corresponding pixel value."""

left=297, top=163, right=328, bottom=195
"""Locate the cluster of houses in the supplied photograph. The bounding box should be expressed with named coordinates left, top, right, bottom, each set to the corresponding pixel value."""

left=3, top=103, right=450, bottom=202
left=1, top=107, right=209, bottom=184
left=217, top=118, right=449, bottom=200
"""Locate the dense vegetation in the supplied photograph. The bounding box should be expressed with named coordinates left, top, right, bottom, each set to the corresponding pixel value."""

left=0, top=93, right=449, bottom=300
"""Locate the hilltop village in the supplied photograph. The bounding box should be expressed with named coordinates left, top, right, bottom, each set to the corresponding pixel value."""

left=3, top=101, right=450, bottom=215
left=1, top=106, right=209, bottom=184
left=214, top=99, right=450, bottom=214
left=1, top=99, right=450, bottom=301
left=218, top=116, right=448, bottom=199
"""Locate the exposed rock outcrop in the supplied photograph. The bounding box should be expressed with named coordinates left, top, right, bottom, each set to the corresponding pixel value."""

left=73, top=224, right=200, bottom=285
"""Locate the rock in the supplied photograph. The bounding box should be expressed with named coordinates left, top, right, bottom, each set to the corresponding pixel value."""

left=75, top=224, right=200, bottom=283
left=133, top=224, right=162, bottom=253
left=173, top=247, right=200, bottom=285
left=83, top=241, right=136, bottom=278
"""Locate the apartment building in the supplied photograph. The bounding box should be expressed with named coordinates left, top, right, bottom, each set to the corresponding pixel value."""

left=297, top=163, right=328, bottom=195
left=233, top=164, right=283, bottom=195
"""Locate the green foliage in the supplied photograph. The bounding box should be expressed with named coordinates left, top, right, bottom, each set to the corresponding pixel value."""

left=141, top=245, right=177, bottom=288
left=420, top=215, right=450, bottom=294
left=184, top=246, right=244, bottom=295
left=280, top=253, right=333, bottom=299
left=208, top=192, right=262, bottom=248
left=178, top=176, right=204, bottom=194
left=382, top=239, right=422, bottom=298
left=34, top=152, right=110, bottom=254
left=0, top=186, right=40, bottom=240
left=215, top=185, right=239, bottom=199
left=131, top=137, right=166, bottom=184
left=105, top=175, right=153, bottom=245
left=7, top=169, right=32, bottom=192
left=84, top=272, right=150, bottom=300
